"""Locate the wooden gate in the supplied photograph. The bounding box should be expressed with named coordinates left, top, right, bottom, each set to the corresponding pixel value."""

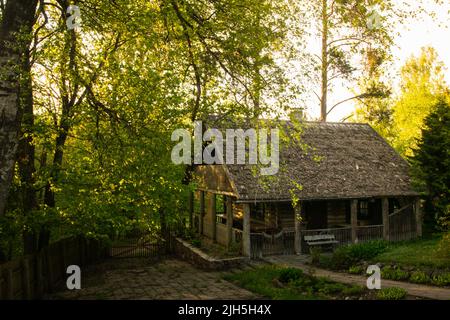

left=250, top=230, right=295, bottom=258
left=109, top=230, right=166, bottom=258
left=389, top=204, right=417, bottom=242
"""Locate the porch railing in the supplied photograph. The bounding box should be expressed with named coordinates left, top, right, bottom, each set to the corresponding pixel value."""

left=356, top=225, right=384, bottom=242
left=232, top=228, right=243, bottom=244
left=216, top=213, right=226, bottom=225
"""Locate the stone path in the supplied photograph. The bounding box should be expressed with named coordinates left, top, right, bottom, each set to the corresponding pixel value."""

left=264, top=255, right=450, bottom=300
left=47, top=257, right=259, bottom=300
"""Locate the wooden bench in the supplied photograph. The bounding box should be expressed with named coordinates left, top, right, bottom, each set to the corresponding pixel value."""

left=304, top=234, right=338, bottom=250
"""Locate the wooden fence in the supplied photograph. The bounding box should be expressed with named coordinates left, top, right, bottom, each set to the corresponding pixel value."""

left=389, top=204, right=417, bottom=242
left=0, top=236, right=108, bottom=300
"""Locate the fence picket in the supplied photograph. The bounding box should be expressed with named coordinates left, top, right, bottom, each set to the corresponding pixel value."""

left=0, top=236, right=107, bottom=300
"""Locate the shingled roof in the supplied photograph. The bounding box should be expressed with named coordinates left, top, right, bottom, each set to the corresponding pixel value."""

left=196, top=119, right=418, bottom=202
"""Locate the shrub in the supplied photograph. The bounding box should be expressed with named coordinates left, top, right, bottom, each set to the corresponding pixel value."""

left=331, top=247, right=356, bottom=269
left=410, top=271, right=430, bottom=284
left=345, top=240, right=389, bottom=260
left=348, top=265, right=364, bottom=274
left=310, top=247, right=322, bottom=265
left=290, top=274, right=317, bottom=288
left=191, top=238, right=201, bottom=248
left=376, top=287, right=407, bottom=300
left=431, top=273, right=450, bottom=286
left=227, top=241, right=242, bottom=256
left=342, top=285, right=365, bottom=296
left=435, top=233, right=450, bottom=260
left=317, top=282, right=347, bottom=295
left=331, top=241, right=388, bottom=269
left=278, top=268, right=304, bottom=283
left=381, top=266, right=410, bottom=281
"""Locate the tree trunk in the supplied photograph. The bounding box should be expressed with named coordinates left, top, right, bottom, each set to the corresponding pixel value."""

left=40, top=25, right=78, bottom=248
left=39, top=103, right=70, bottom=249
left=0, top=0, right=38, bottom=217
left=17, top=47, right=38, bottom=254
left=320, top=0, right=328, bottom=122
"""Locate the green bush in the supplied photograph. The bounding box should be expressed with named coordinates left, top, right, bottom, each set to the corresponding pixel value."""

left=227, top=241, right=242, bottom=256
left=435, top=233, right=450, bottom=259
left=376, top=287, right=407, bottom=300
left=228, top=266, right=370, bottom=300
left=290, top=275, right=317, bottom=288
left=431, top=273, right=450, bottom=286
left=348, top=265, right=364, bottom=274
left=381, top=266, right=410, bottom=281
left=191, top=238, right=201, bottom=248
left=410, top=271, right=431, bottom=284
left=345, top=240, right=389, bottom=260
left=331, top=241, right=388, bottom=269
left=278, top=268, right=304, bottom=283
left=330, top=247, right=357, bottom=269
left=342, top=285, right=365, bottom=296
left=310, top=247, right=322, bottom=265
left=317, top=282, right=347, bottom=295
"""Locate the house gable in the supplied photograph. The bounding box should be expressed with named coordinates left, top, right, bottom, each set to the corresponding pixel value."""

left=194, top=165, right=238, bottom=196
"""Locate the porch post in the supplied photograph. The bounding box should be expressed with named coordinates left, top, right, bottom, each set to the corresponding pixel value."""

left=226, top=196, right=233, bottom=248
left=351, top=199, right=358, bottom=243
left=294, top=203, right=302, bottom=255
left=188, top=191, right=194, bottom=230
left=242, top=203, right=251, bottom=257
left=209, top=193, right=217, bottom=242
left=382, top=197, right=390, bottom=241
left=414, top=197, right=422, bottom=238
left=199, top=191, right=205, bottom=235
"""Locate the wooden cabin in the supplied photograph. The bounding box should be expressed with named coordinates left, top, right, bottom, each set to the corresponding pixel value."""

left=191, top=120, right=421, bottom=258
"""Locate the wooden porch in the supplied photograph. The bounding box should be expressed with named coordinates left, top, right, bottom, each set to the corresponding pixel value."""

left=189, top=191, right=422, bottom=259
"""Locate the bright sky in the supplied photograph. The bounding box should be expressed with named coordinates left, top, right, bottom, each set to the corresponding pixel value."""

left=306, top=0, right=450, bottom=122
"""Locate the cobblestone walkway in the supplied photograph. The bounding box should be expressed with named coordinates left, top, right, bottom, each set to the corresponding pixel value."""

left=265, top=255, right=450, bottom=300
left=48, top=257, right=259, bottom=300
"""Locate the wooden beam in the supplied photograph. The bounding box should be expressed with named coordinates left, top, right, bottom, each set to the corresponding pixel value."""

left=199, top=191, right=205, bottom=235
left=414, top=197, right=422, bottom=238
left=351, top=199, right=358, bottom=243
left=382, top=197, right=389, bottom=241
left=226, top=196, right=233, bottom=248
left=209, top=193, right=217, bottom=242
left=294, top=203, right=302, bottom=254
left=188, top=191, right=194, bottom=230
left=242, top=203, right=251, bottom=257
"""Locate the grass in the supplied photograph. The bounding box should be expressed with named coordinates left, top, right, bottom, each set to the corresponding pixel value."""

left=224, top=266, right=370, bottom=300
left=375, top=236, right=450, bottom=269
left=376, top=287, right=407, bottom=300
left=319, top=235, right=450, bottom=270
left=316, top=234, right=450, bottom=287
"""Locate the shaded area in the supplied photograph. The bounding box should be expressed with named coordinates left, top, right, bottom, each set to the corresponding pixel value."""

left=47, top=258, right=259, bottom=300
